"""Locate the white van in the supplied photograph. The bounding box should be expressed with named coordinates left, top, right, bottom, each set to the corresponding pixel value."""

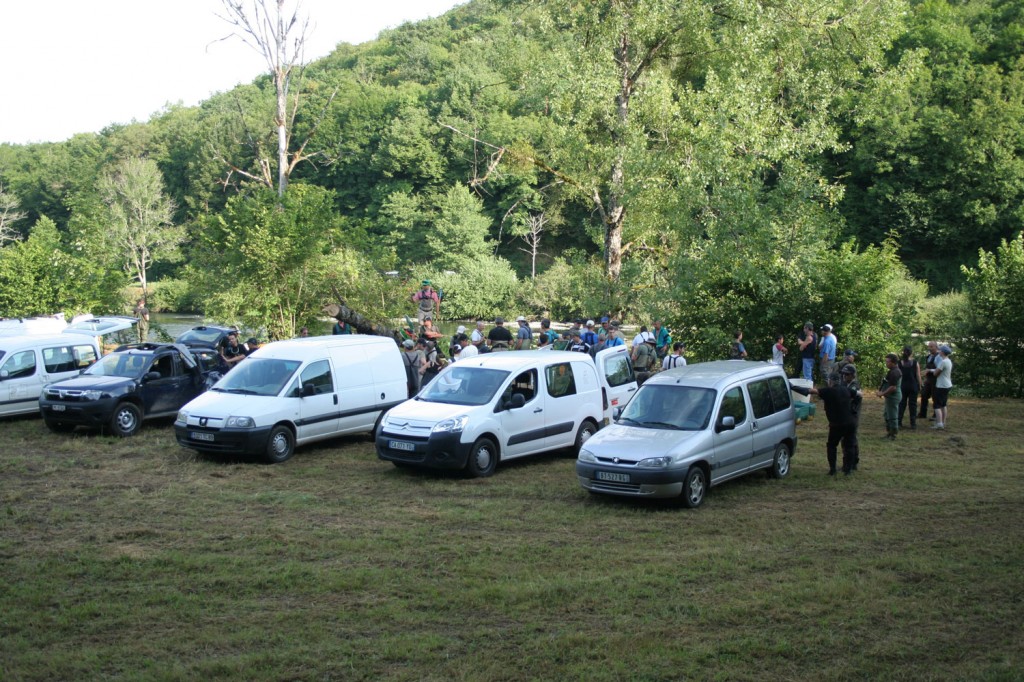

left=577, top=361, right=798, bottom=507
left=174, top=335, right=407, bottom=463
left=376, top=348, right=639, bottom=477
left=0, top=334, right=101, bottom=417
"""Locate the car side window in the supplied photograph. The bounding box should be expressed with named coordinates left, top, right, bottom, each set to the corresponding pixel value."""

left=748, top=379, right=775, bottom=419
left=767, top=376, right=791, bottom=412
left=152, top=354, right=176, bottom=378
left=299, top=359, right=334, bottom=395
left=717, top=386, right=747, bottom=425
left=0, top=350, right=37, bottom=379
left=43, top=346, right=77, bottom=373
left=72, top=344, right=97, bottom=369
left=502, top=369, right=538, bottom=405
left=603, top=353, right=635, bottom=387
left=545, top=363, right=577, bottom=398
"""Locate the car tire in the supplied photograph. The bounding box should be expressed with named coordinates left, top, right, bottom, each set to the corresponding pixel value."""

left=574, top=419, right=598, bottom=456
left=44, top=419, right=75, bottom=434
left=769, top=442, right=792, bottom=479
left=682, top=466, right=707, bottom=508
left=109, top=402, right=142, bottom=437
left=464, top=437, right=498, bottom=478
left=264, top=425, right=295, bottom=464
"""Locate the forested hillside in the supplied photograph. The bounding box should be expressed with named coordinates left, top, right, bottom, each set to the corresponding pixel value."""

left=1, top=0, right=1022, bottom=392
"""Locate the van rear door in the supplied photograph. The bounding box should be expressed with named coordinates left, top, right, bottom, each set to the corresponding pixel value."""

left=328, top=345, right=376, bottom=434
left=595, top=346, right=638, bottom=418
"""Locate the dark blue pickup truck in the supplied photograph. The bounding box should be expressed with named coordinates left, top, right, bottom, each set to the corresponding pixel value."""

left=39, top=343, right=221, bottom=437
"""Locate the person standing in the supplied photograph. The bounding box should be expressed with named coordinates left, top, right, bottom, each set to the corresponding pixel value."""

left=771, top=334, right=787, bottom=366
left=798, top=323, right=817, bottom=381
left=819, top=324, right=837, bottom=377
left=662, top=342, right=687, bottom=370
left=470, top=320, right=488, bottom=352
left=918, top=340, right=940, bottom=421
left=898, top=345, right=922, bottom=430
left=410, top=280, right=441, bottom=325
left=581, top=320, right=599, bottom=347
left=792, top=372, right=857, bottom=476
left=729, top=330, right=747, bottom=359
left=876, top=353, right=903, bottom=440
left=514, top=316, right=533, bottom=350
left=841, top=364, right=864, bottom=471
left=605, top=325, right=625, bottom=347
left=220, top=331, right=246, bottom=372
left=652, top=320, right=671, bottom=359
left=487, top=317, right=514, bottom=351
left=134, top=298, right=150, bottom=343
left=401, top=339, right=424, bottom=396
left=929, top=345, right=954, bottom=430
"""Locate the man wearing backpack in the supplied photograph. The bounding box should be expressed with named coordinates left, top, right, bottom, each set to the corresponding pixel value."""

left=662, top=342, right=687, bottom=369
left=411, top=280, right=441, bottom=325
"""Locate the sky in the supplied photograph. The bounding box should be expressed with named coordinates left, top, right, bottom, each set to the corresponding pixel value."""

left=0, top=0, right=465, bottom=145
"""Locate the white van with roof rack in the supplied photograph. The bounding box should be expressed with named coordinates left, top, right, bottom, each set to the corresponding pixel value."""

left=0, top=334, right=101, bottom=418
left=376, top=347, right=638, bottom=477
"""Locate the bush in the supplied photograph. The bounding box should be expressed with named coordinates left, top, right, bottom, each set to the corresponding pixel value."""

left=146, top=279, right=199, bottom=313
left=416, top=256, right=521, bottom=321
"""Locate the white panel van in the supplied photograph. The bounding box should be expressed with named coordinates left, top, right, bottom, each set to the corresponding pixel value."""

left=174, top=335, right=407, bottom=463
left=576, top=361, right=798, bottom=507
left=376, top=348, right=638, bottom=477
left=0, top=334, right=101, bottom=418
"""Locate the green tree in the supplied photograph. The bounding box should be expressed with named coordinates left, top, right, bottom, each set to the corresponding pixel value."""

left=98, top=158, right=183, bottom=297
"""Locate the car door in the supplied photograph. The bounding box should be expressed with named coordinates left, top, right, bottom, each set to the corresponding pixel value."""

left=711, top=384, right=754, bottom=482
left=498, top=368, right=547, bottom=459
left=542, top=361, right=580, bottom=449
left=595, top=346, right=638, bottom=416
left=0, top=349, right=42, bottom=416
left=142, top=352, right=192, bottom=415
left=291, top=359, right=338, bottom=441
left=328, top=346, right=375, bottom=434
left=747, top=376, right=791, bottom=468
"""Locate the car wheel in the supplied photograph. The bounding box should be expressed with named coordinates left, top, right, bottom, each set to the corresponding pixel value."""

left=682, top=466, right=707, bottom=508
left=265, top=425, right=295, bottom=464
left=464, top=437, right=498, bottom=478
left=574, top=419, right=598, bottom=456
left=44, top=419, right=75, bottom=434
left=770, top=442, right=792, bottom=479
left=109, top=402, right=142, bottom=437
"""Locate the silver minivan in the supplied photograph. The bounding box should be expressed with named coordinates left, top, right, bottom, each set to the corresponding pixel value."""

left=576, top=361, right=797, bottom=507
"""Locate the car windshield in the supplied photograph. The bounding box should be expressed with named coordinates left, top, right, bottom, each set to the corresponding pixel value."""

left=211, top=358, right=301, bottom=396
left=419, top=367, right=510, bottom=406
left=618, top=384, right=716, bottom=431
left=176, top=328, right=225, bottom=346
left=83, top=352, right=150, bottom=379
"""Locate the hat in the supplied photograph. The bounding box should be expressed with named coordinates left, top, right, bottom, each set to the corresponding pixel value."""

left=516, top=316, right=527, bottom=323
left=841, top=364, right=857, bottom=375
left=495, top=316, right=504, bottom=324
left=586, top=319, right=594, bottom=327
left=452, top=343, right=463, bottom=353
left=246, top=337, right=259, bottom=346
left=600, top=316, right=610, bottom=323
left=421, top=279, right=431, bottom=286
left=822, top=323, right=833, bottom=332
left=571, top=330, right=581, bottom=338
left=402, top=339, right=414, bottom=349
left=844, top=349, right=856, bottom=357
left=456, top=325, right=466, bottom=334
left=939, top=344, right=953, bottom=355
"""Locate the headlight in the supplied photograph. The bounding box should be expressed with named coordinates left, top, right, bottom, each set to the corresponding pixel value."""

left=175, top=409, right=189, bottom=424
left=637, top=456, right=673, bottom=468
left=432, top=415, right=470, bottom=434
left=80, top=390, right=104, bottom=401
left=578, top=449, right=597, bottom=463
left=226, top=416, right=254, bottom=428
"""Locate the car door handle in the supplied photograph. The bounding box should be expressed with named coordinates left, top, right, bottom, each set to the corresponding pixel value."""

left=628, top=387, right=637, bottom=392
left=533, top=408, right=543, bottom=413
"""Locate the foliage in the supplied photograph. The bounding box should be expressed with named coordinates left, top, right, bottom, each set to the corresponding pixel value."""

left=520, top=253, right=611, bottom=321
left=915, top=290, right=969, bottom=338
left=957, top=234, right=1024, bottom=397
left=418, top=255, right=521, bottom=321
left=145, top=278, right=201, bottom=314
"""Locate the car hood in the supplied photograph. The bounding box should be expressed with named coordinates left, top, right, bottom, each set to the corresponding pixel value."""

left=384, top=397, right=476, bottom=427
left=46, top=375, right=135, bottom=392
left=180, top=390, right=299, bottom=423
left=582, top=423, right=707, bottom=459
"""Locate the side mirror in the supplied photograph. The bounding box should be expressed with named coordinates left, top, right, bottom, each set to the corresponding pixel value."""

left=612, top=406, right=623, bottom=420
left=143, top=371, right=161, bottom=382
left=0, top=370, right=7, bottom=380
left=716, top=415, right=736, bottom=433
left=506, top=393, right=526, bottom=410
left=301, top=383, right=317, bottom=398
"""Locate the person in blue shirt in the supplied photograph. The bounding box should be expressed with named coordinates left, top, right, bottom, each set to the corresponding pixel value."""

left=605, top=325, right=625, bottom=347
left=819, top=324, right=837, bottom=376
left=581, top=320, right=599, bottom=347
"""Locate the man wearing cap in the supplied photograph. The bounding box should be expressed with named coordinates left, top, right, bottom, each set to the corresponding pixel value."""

left=876, top=353, right=903, bottom=440
left=514, top=316, right=533, bottom=350
left=598, top=317, right=611, bottom=340
left=819, top=324, right=837, bottom=377
left=837, top=348, right=857, bottom=374
left=410, top=280, right=441, bottom=324
left=792, top=371, right=857, bottom=475
left=631, top=332, right=657, bottom=371
left=841, top=364, right=864, bottom=470
left=401, top=338, right=424, bottom=396
left=582, top=320, right=599, bottom=347
left=918, top=340, right=940, bottom=421
left=449, top=325, right=467, bottom=360
left=487, top=317, right=513, bottom=351
left=928, top=345, right=954, bottom=429
left=798, top=322, right=817, bottom=381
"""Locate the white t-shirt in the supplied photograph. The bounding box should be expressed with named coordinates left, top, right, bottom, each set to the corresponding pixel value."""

left=457, top=344, right=479, bottom=361
left=935, top=357, right=953, bottom=389
left=662, top=354, right=686, bottom=370
left=471, top=329, right=485, bottom=345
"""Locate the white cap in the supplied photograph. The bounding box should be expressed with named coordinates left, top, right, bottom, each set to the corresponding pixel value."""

left=516, top=316, right=527, bottom=323
left=456, top=325, right=466, bottom=334
left=822, top=323, right=833, bottom=332
left=586, top=319, right=594, bottom=326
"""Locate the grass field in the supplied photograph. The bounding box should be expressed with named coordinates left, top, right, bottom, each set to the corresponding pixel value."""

left=1, top=396, right=1022, bottom=681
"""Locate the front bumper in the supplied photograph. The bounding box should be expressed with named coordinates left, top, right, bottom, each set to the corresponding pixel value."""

left=376, top=429, right=475, bottom=471
left=575, top=460, right=686, bottom=498
left=39, top=398, right=117, bottom=428
left=174, top=423, right=274, bottom=455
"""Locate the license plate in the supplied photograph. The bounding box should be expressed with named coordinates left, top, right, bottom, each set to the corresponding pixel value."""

left=191, top=431, right=215, bottom=442
left=51, top=404, right=66, bottom=412
left=389, top=440, right=415, bottom=452
left=596, top=471, right=630, bottom=483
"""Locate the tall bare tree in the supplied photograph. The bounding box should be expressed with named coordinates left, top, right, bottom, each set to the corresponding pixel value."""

left=216, top=0, right=333, bottom=196
left=518, top=213, right=548, bottom=280
left=0, top=184, right=26, bottom=244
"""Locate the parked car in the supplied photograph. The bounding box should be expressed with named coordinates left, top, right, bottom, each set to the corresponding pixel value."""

left=0, top=334, right=101, bottom=418
left=175, top=335, right=407, bottom=463
left=576, top=361, right=798, bottom=507
left=376, top=347, right=639, bottom=477
left=174, top=325, right=233, bottom=350
left=38, top=342, right=217, bottom=436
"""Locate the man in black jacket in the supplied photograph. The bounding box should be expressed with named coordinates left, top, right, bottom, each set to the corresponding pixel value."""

left=792, top=372, right=857, bottom=476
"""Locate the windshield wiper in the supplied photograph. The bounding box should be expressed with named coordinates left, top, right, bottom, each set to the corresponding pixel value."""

left=617, top=416, right=641, bottom=425
left=222, top=387, right=258, bottom=395
left=638, top=421, right=681, bottom=430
